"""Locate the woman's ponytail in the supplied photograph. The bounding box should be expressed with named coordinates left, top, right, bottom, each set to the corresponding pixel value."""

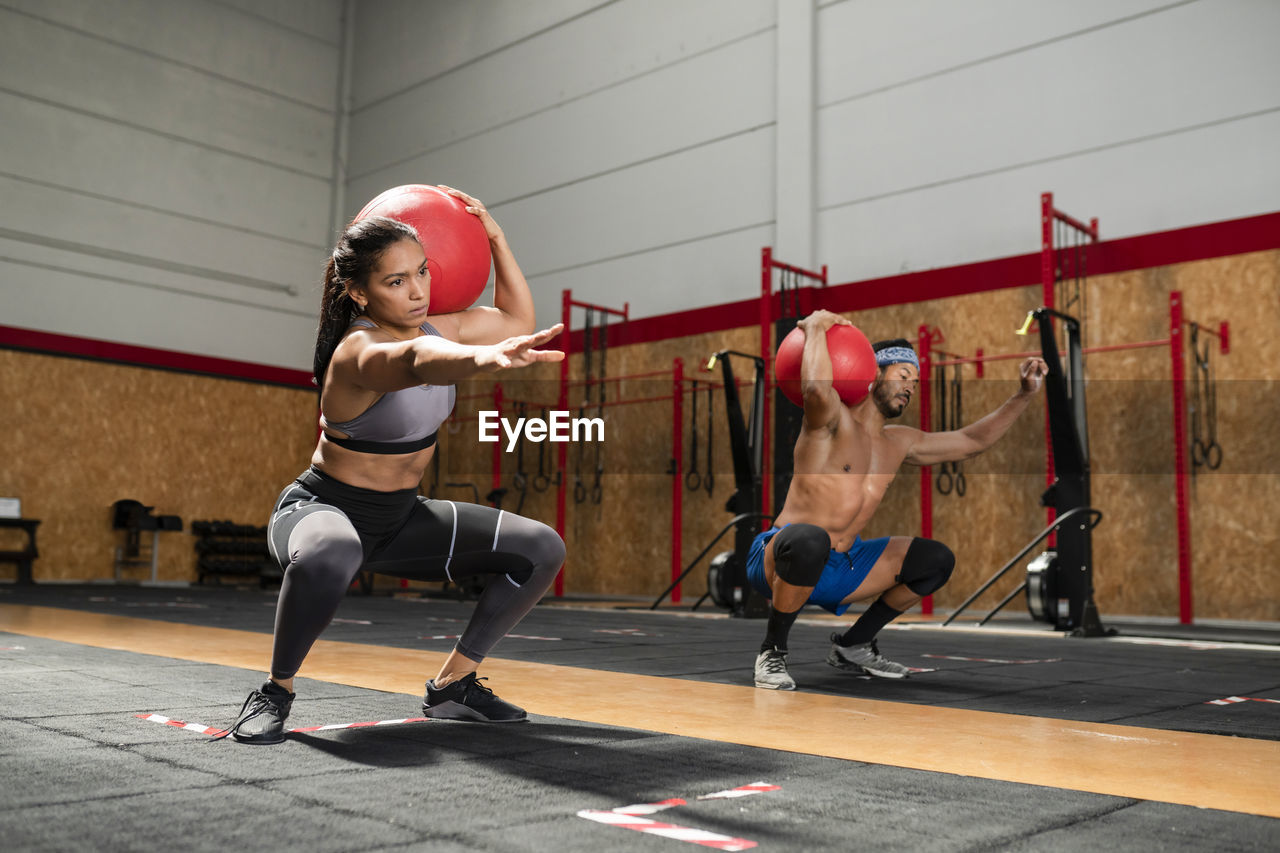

left=312, top=217, right=420, bottom=389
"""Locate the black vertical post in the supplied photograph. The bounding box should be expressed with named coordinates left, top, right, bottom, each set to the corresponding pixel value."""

left=715, top=352, right=770, bottom=617
left=773, top=314, right=802, bottom=510
left=1035, top=308, right=1107, bottom=636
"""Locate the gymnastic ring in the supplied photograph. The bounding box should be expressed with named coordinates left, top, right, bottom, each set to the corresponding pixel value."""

left=1192, top=440, right=1208, bottom=467
left=685, top=470, right=701, bottom=492
left=533, top=473, right=550, bottom=492
left=955, top=470, right=967, bottom=497
left=1204, top=441, right=1223, bottom=470
left=574, top=479, right=587, bottom=504
left=936, top=466, right=953, bottom=495
left=513, top=472, right=527, bottom=491
left=591, top=482, right=603, bottom=504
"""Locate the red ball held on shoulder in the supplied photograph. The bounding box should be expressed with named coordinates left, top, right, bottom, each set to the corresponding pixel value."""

left=774, top=323, right=877, bottom=407
left=355, top=184, right=492, bottom=315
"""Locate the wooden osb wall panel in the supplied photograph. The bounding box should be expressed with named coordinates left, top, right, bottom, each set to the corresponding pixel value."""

left=446, top=329, right=760, bottom=600
left=1174, top=250, right=1280, bottom=621
left=842, top=287, right=1048, bottom=614
left=840, top=249, right=1279, bottom=621
left=493, top=248, right=1275, bottom=621
left=20, top=247, right=1266, bottom=618
left=669, top=326, right=760, bottom=602
left=0, top=350, right=317, bottom=582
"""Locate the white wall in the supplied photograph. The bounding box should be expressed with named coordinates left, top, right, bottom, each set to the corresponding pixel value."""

left=2, top=0, right=1275, bottom=367
left=815, top=0, right=1280, bottom=281
left=344, top=0, right=779, bottom=330
left=346, top=0, right=1280, bottom=334
left=0, top=0, right=343, bottom=370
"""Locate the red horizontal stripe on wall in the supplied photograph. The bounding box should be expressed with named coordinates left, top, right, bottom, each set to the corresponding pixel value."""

left=0, top=324, right=315, bottom=389
left=5, top=211, right=1277, bottom=375
left=571, top=209, right=1279, bottom=349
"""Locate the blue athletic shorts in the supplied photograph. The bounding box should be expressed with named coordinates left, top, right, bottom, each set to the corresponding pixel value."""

left=745, top=525, right=890, bottom=616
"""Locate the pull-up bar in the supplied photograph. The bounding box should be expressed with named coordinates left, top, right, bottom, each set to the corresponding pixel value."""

left=759, top=250, right=830, bottom=524
left=919, top=292, right=1228, bottom=624
left=552, top=290, right=632, bottom=597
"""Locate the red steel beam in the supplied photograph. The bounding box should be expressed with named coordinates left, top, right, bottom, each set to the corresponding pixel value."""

left=1170, top=292, right=1193, bottom=624
left=917, top=325, right=934, bottom=616
left=671, top=358, right=684, bottom=605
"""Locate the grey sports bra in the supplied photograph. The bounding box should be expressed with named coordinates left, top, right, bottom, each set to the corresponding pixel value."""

left=321, top=319, right=457, bottom=455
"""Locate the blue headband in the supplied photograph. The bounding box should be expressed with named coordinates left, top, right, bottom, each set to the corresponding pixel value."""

left=875, top=346, right=919, bottom=370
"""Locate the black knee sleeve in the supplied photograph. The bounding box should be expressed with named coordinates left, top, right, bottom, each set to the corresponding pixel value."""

left=772, top=524, right=829, bottom=587
left=895, top=538, right=955, bottom=595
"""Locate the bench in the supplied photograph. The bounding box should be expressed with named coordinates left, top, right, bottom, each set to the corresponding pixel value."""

left=0, top=518, right=40, bottom=585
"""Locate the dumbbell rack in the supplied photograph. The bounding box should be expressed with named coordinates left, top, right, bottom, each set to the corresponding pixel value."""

left=191, top=520, right=277, bottom=587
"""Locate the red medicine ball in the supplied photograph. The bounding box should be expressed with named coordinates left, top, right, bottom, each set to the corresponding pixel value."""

left=355, top=184, right=491, bottom=315
left=774, top=323, right=877, bottom=407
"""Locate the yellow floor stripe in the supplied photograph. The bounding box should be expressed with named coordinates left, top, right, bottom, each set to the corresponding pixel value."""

left=4, top=603, right=1278, bottom=818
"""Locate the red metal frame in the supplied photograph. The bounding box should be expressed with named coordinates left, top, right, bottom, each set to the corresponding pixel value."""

left=760, top=248, right=828, bottom=524
left=1040, top=193, right=1100, bottom=548
left=556, top=291, right=571, bottom=596
left=933, top=338, right=1171, bottom=369
left=1170, top=292, right=1192, bottom=624
left=671, top=359, right=684, bottom=604
left=912, top=196, right=1223, bottom=626
left=922, top=292, right=1222, bottom=624
left=4, top=213, right=1271, bottom=390
left=491, top=384, right=504, bottom=505
left=916, top=326, right=935, bottom=615
left=760, top=249, right=773, bottom=526
left=554, top=289, right=632, bottom=597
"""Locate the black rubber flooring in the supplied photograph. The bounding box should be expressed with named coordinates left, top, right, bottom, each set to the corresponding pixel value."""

left=2, top=582, right=1278, bottom=852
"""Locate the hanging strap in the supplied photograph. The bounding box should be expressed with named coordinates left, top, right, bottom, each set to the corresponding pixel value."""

left=686, top=380, right=701, bottom=491
left=704, top=381, right=715, bottom=495
left=935, top=361, right=953, bottom=495
left=951, top=362, right=966, bottom=497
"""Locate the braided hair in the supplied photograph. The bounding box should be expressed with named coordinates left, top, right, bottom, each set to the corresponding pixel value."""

left=313, top=216, right=420, bottom=388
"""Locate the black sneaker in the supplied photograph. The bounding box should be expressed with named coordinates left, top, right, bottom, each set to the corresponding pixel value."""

left=422, top=673, right=527, bottom=722
left=217, top=681, right=294, bottom=744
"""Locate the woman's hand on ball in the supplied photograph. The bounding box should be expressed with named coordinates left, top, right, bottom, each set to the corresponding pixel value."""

left=478, top=324, right=566, bottom=371
left=439, top=185, right=503, bottom=241
left=798, top=309, right=852, bottom=334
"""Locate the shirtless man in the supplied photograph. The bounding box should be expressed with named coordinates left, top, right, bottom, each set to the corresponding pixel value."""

left=750, top=309, right=1047, bottom=689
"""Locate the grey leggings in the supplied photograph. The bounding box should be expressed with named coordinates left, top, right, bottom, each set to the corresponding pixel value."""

left=266, top=469, right=565, bottom=680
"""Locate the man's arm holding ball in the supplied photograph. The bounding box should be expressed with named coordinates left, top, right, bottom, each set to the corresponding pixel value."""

left=799, top=309, right=853, bottom=432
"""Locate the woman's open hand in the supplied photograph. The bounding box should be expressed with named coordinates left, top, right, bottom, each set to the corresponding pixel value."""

left=477, top=324, right=566, bottom=372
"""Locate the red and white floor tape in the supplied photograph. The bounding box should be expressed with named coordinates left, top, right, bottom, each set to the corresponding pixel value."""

left=923, top=654, right=1062, bottom=664
left=1205, top=696, right=1280, bottom=706
left=419, top=634, right=560, bottom=641
left=577, top=781, right=780, bottom=851
left=137, top=713, right=431, bottom=738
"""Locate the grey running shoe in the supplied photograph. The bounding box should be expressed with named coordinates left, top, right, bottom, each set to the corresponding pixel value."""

left=827, top=636, right=911, bottom=679
left=218, top=681, right=294, bottom=744
left=423, top=673, right=527, bottom=722
left=754, top=647, right=797, bottom=690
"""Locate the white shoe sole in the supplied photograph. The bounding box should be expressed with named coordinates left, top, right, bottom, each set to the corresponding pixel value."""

left=754, top=679, right=797, bottom=690
left=826, top=649, right=909, bottom=679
